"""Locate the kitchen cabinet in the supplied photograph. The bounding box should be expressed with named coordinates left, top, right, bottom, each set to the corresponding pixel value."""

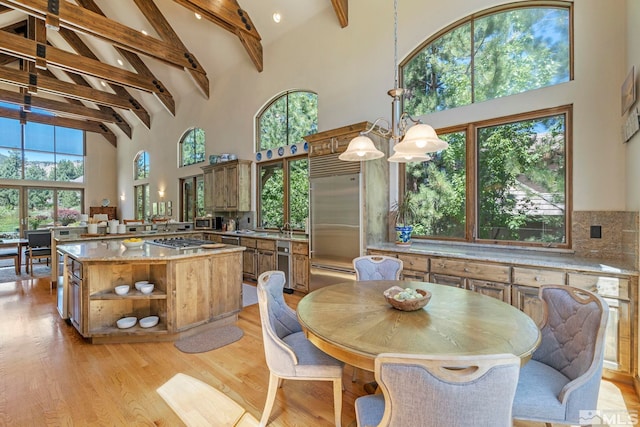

left=89, top=206, right=116, bottom=220
left=291, top=241, right=309, bottom=292
left=241, top=237, right=257, bottom=280
left=68, top=257, right=83, bottom=332
left=257, top=239, right=276, bottom=277
left=398, top=253, right=429, bottom=281
left=467, top=279, right=511, bottom=303
left=202, top=160, right=251, bottom=212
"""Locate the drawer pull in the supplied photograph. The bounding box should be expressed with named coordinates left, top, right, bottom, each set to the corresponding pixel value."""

left=464, top=268, right=470, bottom=272
left=535, top=276, right=541, bottom=282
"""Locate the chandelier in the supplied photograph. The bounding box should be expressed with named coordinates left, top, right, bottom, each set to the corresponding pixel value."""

left=339, top=0, right=448, bottom=163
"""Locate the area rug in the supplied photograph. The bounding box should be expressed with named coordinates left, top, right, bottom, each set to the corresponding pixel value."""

left=157, top=373, right=259, bottom=427
left=242, top=283, right=258, bottom=307
left=0, top=263, right=51, bottom=284
left=174, top=325, right=244, bottom=354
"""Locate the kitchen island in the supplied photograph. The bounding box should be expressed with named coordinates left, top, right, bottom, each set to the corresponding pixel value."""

left=56, top=239, right=245, bottom=343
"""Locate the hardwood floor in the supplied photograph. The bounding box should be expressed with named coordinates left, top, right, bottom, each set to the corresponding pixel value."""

left=1, top=276, right=639, bottom=426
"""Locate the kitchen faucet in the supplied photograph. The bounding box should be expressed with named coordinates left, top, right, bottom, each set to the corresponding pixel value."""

left=279, top=222, right=291, bottom=236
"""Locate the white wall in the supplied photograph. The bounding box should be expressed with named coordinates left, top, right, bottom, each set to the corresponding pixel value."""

left=626, top=0, right=640, bottom=210
left=111, top=0, right=629, bottom=218
left=84, top=132, right=117, bottom=212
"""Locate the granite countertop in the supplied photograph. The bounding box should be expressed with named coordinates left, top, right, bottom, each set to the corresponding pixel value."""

left=368, top=241, right=638, bottom=276
left=207, top=230, right=309, bottom=242
left=57, top=239, right=244, bottom=262
left=54, top=230, right=202, bottom=243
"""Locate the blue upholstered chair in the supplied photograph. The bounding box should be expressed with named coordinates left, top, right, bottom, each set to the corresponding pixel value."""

left=257, top=271, right=344, bottom=427
left=512, top=285, right=609, bottom=426
left=355, top=353, right=521, bottom=427
left=353, top=256, right=403, bottom=281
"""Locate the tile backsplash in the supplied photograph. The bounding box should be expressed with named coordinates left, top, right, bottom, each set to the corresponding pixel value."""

left=572, top=211, right=638, bottom=268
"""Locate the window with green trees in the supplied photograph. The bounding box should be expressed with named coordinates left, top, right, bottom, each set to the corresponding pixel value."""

left=180, top=128, right=205, bottom=167
left=405, top=107, right=569, bottom=247
left=402, top=3, right=571, bottom=115
left=256, top=91, right=316, bottom=230
left=134, top=151, right=149, bottom=180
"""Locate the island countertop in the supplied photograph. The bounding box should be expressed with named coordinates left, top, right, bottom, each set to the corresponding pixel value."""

left=56, top=239, right=245, bottom=262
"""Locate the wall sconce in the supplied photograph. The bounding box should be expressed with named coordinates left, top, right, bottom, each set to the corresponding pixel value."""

left=158, top=189, right=165, bottom=198
left=120, top=192, right=125, bottom=201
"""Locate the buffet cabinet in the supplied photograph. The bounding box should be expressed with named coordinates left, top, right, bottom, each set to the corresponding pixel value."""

left=89, top=206, right=117, bottom=220
left=368, top=249, right=634, bottom=379
left=201, top=160, right=251, bottom=212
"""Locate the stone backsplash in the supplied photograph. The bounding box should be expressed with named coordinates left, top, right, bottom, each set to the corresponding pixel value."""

left=572, top=211, right=638, bottom=268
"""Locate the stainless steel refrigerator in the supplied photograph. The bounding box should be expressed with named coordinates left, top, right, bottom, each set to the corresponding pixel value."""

left=310, top=173, right=361, bottom=272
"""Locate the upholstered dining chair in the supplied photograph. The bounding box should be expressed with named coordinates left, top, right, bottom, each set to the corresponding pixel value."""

left=512, top=285, right=609, bottom=426
left=355, top=353, right=521, bottom=427
left=0, top=247, right=20, bottom=274
left=353, top=255, right=403, bottom=281
left=352, top=255, right=404, bottom=383
left=25, top=230, right=52, bottom=275
left=257, top=270, right=344, bottom=427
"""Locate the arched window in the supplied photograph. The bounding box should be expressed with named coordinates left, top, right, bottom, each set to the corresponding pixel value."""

left=401, top=3, right=571, bottom=115
left=134, top=151, right=149, bottom=180
left=255, top=90, right=316, bottom=230
left=399, top=3, right=572, bottom=248
left=257, top=91, right=317, bottom=151
left=179, top=128, right=205, bottom=167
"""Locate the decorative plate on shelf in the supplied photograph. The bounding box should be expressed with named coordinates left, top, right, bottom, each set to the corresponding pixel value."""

left=256, top=152, right=262, bottom=161
left=277, top=146, right=285, bottom=156
left=290, top=144, right=298, bottom=154
left=101, top=198, right=110, bottom=207
left=266, top=149, right=273, bottom=159
left=303, top=142, right=309, bottom=152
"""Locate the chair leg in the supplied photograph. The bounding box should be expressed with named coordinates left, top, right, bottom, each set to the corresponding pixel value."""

left=259, top=372, right=280, bottom=427
left=352, top=366, right=357, bottom=382
left=333, top=378, right=343, bottom=427
left=14, top=257, right=19, bottom=275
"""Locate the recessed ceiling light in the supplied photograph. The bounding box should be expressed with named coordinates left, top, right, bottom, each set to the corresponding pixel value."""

left=117, top=59, right=124, bottom=66
left=141, top=29, right=148, bottom=36
left=195, top=12, right=202, bottom=20
left=272, top=12, right=281, bottom=23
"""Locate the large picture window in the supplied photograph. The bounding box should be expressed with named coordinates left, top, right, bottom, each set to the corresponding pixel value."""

left=134, top=151, right=149, bottom=180
left=257, top=91, right=317, bottom=150
left=405, top=107, right=570, bottom=247
left=179, top=128, right=205, bottom=167
left=401, top=3, right=571, bottom=116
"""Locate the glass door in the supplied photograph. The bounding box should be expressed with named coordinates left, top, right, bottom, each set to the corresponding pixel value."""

left=0, top=185, right=22, bottom=238
left=26, top=187, right=54, bottom=230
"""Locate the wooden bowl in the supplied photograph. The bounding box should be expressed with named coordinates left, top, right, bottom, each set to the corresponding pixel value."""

left=384, top=286, right=431, bottom=311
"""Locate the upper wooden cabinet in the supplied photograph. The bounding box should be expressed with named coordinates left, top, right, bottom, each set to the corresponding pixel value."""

left=202, top=160, right=251, bottom=212
left=89, top=206, right=117, bottom=220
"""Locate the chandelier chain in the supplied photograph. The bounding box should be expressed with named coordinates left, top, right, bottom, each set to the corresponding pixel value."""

left=393, top=0, right=399, bottom=88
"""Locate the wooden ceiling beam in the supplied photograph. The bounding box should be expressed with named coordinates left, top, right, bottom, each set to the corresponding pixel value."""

left=0, top=105, right=117, bottom=146
left=74, top=0, right=177, bottom=113
left=57, top=28, right=152, bottom=127
left=0, top=28, right=162, bottom=93
left=0, top=52, right=16, bottom=65
left=172, top=0, right=263, bottom=72
left=38, top=67, right=133, bottom=138
left=331, top=0, right=348, bottom=28
left=0, top=0, right=207, bottom=75
left=0, top=65, right=138, bottom=111
left=130, top=0, right=208, bottom=99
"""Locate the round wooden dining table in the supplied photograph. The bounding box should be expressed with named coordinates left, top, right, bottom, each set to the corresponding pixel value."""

left=297, top=280, right=541, bottom=372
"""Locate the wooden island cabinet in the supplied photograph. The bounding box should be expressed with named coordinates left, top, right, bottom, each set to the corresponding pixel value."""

left=368, top=244, right=636, bottom=381
left=58, top=240, right=244, bottom=343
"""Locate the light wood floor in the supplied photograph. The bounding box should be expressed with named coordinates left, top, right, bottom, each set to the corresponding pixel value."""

left=1, top=276, right=639, bottom=426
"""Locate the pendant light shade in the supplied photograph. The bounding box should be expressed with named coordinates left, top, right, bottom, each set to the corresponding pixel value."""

left=401, top=124, right=449, bottom=152
left=339, top=135, right=385, bottom=161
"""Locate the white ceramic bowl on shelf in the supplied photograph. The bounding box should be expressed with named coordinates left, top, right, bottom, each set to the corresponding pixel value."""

left=139, top=316, right=159, bottom=328
left=139, top=283, right=155, bottom=294
left=114, top=285, right=130, bottom=295
left=116, top=317, right=137, bottom=329
left=134, top=280, right=149, bottom=291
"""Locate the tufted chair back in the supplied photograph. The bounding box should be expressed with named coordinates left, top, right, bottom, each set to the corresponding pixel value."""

left=353, top=256, right=403, bottom=281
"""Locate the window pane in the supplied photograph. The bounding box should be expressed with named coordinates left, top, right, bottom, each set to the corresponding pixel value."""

left=0, top=117, right=21, bottom=148
left=407, top=131, right=466, bottom=238
left=474, top=8, right=570, bottom=102
left=259, top=162, right=284, bottom=228
left=57, top=190, right=82, bottom=226
left=287, top=92, right=318, bottom=144
left=55, top=127, right=84, bottom=155
left=55, top=155, right=84, bottom=182
left=196, top=176, right=205, bottom=217
left=135, top=151, right=149, bottom=180
left=27, top=188, right=53, bottom=230
left=134, top=184, right=149, bottom=220
left=24, top=150, right=54, bottom=181
left=182, top=179, right=194, bottom=222
left=259, top=97, right=287, bottom=150
left=0, top=187, right=20, bottom=237
left=477, top=114, right=566, bottom=243
left=181, top=128, right=205, bottom=166
left=403, top=23, right=472, bottom=115
left=288, top=158, right=309, bottom=230
left=0, top=148, right=22, bottom=179
left=24, top=122, right=54, bottom=152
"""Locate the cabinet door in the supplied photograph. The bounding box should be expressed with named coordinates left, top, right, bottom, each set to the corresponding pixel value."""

left=243, top=248, right=257, bottom=280
left=225, top=164, right=238, bottom=210
left=401, top=270, right=428, bottom=281
left=467, top=279, right=511, bottom=303
left=292, top=254, right=309, bottom=293
left=203, top=169, right=214, bottom=210
left=512, top=285, right=545, bottom=327
left=430, top=273, right=465, bottom=288
left=257, top=250, right=275, bottom=276
left=213, top=167, right=226, bottom=210
left=70, top=277, right=82, bottom=332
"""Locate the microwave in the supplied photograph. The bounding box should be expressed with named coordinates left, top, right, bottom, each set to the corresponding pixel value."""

left=195, top=217, right=223, bottom=230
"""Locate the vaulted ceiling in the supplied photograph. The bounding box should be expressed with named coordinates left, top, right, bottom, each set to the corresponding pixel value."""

left=0, top=0, right=348, bottom=146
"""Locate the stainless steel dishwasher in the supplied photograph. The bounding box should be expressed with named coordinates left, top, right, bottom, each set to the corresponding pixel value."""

left=277, top=240, right=294, bottom=293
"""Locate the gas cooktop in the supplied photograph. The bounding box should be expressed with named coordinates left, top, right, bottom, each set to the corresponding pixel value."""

left=148, top=237, right=211, bottom=249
